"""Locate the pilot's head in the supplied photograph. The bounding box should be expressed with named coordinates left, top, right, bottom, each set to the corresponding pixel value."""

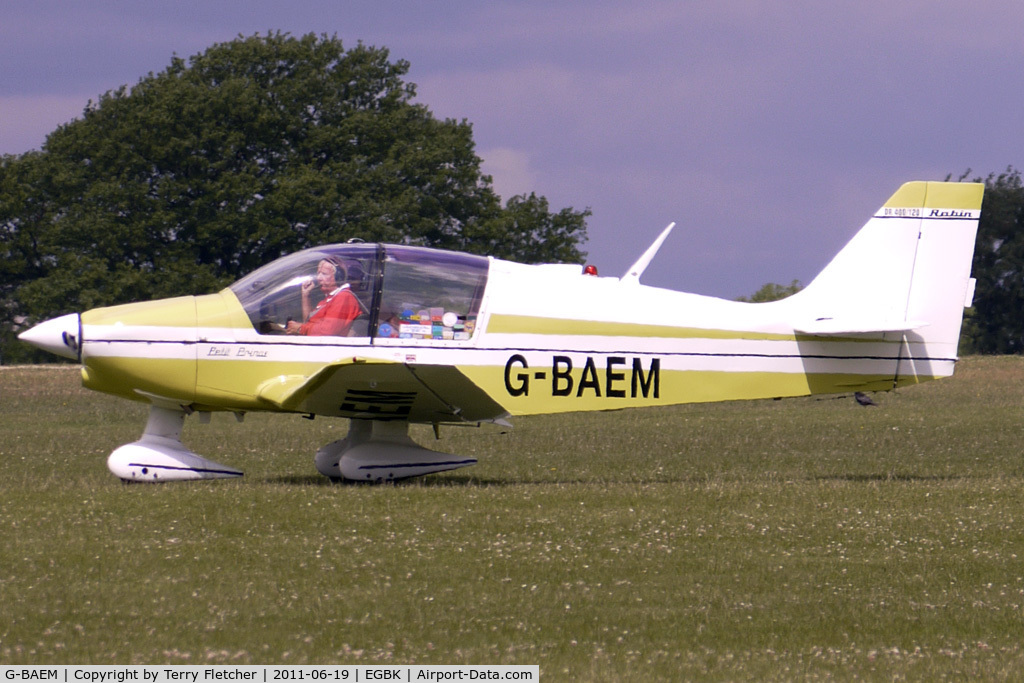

left=315, top=259, right=345, bottom=292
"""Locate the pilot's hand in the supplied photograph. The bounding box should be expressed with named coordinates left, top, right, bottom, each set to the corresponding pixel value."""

left=301, top=279, right=316, bottom=296
left=285, top=320, right=303, bottom=334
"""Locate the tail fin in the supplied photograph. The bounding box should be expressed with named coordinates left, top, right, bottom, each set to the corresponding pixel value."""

left=790, top=181, right=983, bottom=375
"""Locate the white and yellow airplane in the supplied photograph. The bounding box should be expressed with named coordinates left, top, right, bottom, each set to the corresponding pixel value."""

left=20, top=181, right=983, bottom=483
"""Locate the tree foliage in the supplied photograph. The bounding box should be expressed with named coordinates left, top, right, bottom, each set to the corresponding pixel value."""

left=736, top=280, right=803, bottom=303
left=1, top=33, right=588, bottom=362
left=958, top=167, right=1024, bottom=354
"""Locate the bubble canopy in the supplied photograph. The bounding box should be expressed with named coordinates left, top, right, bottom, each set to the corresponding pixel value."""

left=229, top=244, right=490, bottom=341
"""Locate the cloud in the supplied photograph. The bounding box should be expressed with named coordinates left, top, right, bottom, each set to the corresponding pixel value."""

left=480, top=148, right=538, bottom=202
left=0, top=95, right=90, bottom=154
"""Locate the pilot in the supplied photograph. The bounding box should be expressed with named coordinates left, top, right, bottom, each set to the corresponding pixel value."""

left=286, top=258, right=362, bottom=336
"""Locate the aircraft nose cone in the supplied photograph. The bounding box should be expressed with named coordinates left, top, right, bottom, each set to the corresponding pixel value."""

left=18, top=313, right=82, bottom=360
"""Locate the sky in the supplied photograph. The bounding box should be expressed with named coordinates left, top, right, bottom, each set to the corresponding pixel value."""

left=3, top=1, right=1023, bottom=298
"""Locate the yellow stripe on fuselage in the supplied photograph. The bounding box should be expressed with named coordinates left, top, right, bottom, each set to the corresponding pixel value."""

left=486, top=314, right=793, bottom=340
left=485, top=314, right=896, bottom=345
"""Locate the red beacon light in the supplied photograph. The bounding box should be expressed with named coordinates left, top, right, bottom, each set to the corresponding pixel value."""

left=583, top=264, right=598, bottom=276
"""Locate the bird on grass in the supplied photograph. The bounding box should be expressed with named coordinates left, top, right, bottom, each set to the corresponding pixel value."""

left=854, top=391, right=878, bottom=407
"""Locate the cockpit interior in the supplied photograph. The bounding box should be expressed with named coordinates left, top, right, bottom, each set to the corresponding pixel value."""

left=229, top=243, right=489, bottom=341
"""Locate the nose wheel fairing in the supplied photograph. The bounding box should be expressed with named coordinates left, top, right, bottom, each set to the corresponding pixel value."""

left=107, top=405, right=243, bottom=482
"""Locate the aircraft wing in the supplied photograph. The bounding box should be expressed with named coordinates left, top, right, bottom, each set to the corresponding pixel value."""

left=256, top=358, right=510, bottom=424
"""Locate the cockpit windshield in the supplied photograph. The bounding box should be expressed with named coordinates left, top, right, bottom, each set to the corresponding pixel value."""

left=229, top=244, right=489, bottom=341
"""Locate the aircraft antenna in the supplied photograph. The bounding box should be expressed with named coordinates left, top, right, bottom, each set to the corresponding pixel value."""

left=621, top=222, right=675, bottom=285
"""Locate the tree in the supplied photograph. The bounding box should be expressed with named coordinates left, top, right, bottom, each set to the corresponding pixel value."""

left=457, top=193, right=589, bottom=264
left=957, top=167, right=1024, bottom=354
left=1, top=33, right=588, bottom=363
left=736, top=280, right=803, bottom=303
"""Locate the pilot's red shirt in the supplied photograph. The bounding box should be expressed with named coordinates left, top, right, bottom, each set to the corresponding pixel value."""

left=299, top=285, right=361, bottom=336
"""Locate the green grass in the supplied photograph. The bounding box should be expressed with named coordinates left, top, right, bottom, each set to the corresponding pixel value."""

left=2, top=358, right=1024, bottom=680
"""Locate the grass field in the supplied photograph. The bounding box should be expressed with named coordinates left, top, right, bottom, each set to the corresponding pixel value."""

left=1, top=357, right=1023, bottom=680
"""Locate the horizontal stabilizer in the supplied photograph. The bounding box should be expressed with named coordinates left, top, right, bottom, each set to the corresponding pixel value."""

left=794, top=318, right=928, bottom=335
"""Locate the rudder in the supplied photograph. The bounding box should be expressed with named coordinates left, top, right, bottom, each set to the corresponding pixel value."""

left=902, top=182, right=984, bottom=353
left=787, top=181, right=983, bottom=379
